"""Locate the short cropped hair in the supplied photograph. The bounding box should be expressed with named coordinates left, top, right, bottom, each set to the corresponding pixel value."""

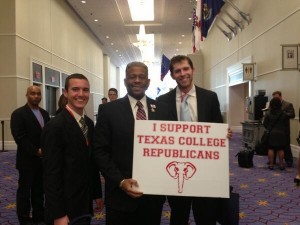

left=125, top=62, right=148, bottom=77
left=169, top=55, right=194, bottom=74
left=65, top=73, right=88, bottom=90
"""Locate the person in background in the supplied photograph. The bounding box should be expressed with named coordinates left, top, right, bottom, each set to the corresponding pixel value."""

left=108, top=88, right=118, bottom=102
left=55, top=93, right=68, bottom=115
left=272, top=91, right=295, bottom=167
left=294, top=107, right=300, bottom=185
left=157, top=55, right=232, bottom=225
left=10, top=85, right=50, bottom=225
left=101, top=97, right=108, bottom=104
left=42, top=74, right=103, bottom=225
left=93, top=62, right=169, bottom=225
left=263, top=97, right=289, bottom=170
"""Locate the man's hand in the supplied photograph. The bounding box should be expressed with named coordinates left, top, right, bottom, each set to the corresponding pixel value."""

left=120, top=178, right=143, bottom=198
left=54, top=215, right=69, bottom=225
left=227, top=128, right=233, bottom=139
left=37, top=148, right=42, bottom=157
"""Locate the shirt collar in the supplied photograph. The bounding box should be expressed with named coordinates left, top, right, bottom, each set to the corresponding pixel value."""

left=176, top=84, right=196, bottom=99
left=128, top=95, right=147, bottom=108
left=66, top=105, right=85, bottom=122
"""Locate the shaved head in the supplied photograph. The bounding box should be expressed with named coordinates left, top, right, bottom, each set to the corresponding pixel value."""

left=26, top=85, right=41, bottom=108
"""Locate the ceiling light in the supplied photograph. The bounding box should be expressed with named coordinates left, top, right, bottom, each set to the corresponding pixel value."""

left=94, top=19, right=98, bottom=22
left=128, top=0, right=154, bottom=21
left=116, top=50, right=119, bottom=52
left=178, top=42, right=182, bottom=45
left=110, top=43, right=114, bottom=45
left=181, top=35, right=185, bottom=37
left=106, top=36, right=110, bottom=39
left=188, top=18, right=192, bottom=20
left=81, top=1, right=86, bottom=3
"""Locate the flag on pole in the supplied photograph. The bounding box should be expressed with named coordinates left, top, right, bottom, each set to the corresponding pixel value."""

left=201, top=0, right=225, bottom=38
left=192, top=0, right=201, bottom=52
left=160, top=54, right=170, bottom=81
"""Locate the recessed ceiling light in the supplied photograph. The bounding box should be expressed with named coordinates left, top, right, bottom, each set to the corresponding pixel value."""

left=178, top=42, right=182, bottom=45
left=116, top=50, right=119, bottom=52
left=181, top=35, right=185, bottom=37
left=81, top=1, right=86, bottom=3
left=176, top=49, right=179, bottom=51
left=119, top=54, right=122, bottom=57
left=94, top=19, right=98, bottom=22
left=106, top=36, right=110, bottom=39
left=110, top=43, right=114, bottom=45
left=188, top=18, right=192, bottom=20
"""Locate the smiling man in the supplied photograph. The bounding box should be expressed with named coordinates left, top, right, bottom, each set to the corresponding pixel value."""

left=42, top=74, right=103, bottom=225
left=157, top=55, right=232, bottom=225
left=93, top=62, right=169, bottom=225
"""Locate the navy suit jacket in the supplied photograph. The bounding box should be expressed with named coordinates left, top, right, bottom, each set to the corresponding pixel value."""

left=157, top=85, right=223, bottom=123
left=41, top=108, right=102, bottom=221
left=10, top=104, right=50, bottom=170
left=93, top=95, right=169, bottom=212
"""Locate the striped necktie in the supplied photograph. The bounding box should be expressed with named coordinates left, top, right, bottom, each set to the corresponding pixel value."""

left=79, top=117, right=88, bottom=139
left=136, top=101, right=146, bottom=120
left=180, top=95, right=191, bottom=121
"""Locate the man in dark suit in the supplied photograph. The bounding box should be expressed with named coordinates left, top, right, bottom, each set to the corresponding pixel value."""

left=272, top=91, right=295, bottom=167
left=157, top=55, right=232, bottom=225
left=41, top=74, right=103, bottom=225
left=10, top=85, right=50, bottom=225
left=93, top=62, right=169, bottom=225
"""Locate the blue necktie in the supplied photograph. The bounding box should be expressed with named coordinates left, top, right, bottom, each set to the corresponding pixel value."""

left=180, top=95, right=191, bottom=121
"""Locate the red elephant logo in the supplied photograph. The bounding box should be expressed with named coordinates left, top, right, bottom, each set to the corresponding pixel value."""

left=166, top=161, right=197, bottom=193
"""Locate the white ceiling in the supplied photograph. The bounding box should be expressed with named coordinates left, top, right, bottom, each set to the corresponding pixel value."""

left=65, top=0, right=196, bottom=68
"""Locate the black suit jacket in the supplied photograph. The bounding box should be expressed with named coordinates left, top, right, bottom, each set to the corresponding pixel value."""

left=93, top=95, right=169, bottom=212
left=41, top=108, right=102, bottom=221
left=10, top=104, right=50, bottom=170
left=157, top=85, right=223, bottom=123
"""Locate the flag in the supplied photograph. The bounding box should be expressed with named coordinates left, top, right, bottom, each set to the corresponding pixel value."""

left=201, top=0, right=225, bottom=38
left=192, top=1, right=201, bottom=52
left=160, top=54, right=170, bottom=81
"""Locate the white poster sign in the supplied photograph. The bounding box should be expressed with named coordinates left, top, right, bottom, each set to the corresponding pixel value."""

left=132, top=120, right=229, bottom=198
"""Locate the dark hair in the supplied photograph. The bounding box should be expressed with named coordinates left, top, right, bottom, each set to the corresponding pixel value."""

left=125, top=62, right=148, bottom=77
left=65, top=73, right=88, bottom=90
left=101, top=97, right=107, bottom=101
left=58, top=94, right=68, bottom=108
left=108, top=88, right=118, bottom=95
left=169, top=55, right=194, bottom=74
left=272, top=91, right=282, bottom=97
left=269, top=97, right=282, bottom=111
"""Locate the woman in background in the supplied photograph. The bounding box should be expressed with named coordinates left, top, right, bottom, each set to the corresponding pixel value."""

left=55, top=93, right=68, bottom=115
left=263, top=97, right=289, bottom=170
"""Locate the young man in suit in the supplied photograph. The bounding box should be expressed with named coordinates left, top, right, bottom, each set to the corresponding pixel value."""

left=93, top=62, right=169, bottom=225
left=41, top=74, right=103, bottom=225
left=10, top=85, right=50, bottom=225
left=157, top=55, right=232, bottom=225
left=272, top=91, right=295, bottom=167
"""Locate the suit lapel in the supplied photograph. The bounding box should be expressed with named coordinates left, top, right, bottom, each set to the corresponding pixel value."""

left=147, top=98, right=156, bottom=120
left=119, top=96, right=135, bottom=126
left=25, top=104, right=42, bottom=130
left=169, top=89, right=178, bottom=120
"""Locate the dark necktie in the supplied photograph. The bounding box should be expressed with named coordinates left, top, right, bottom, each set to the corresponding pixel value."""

left=136, top=101, right=146, bottom=120
left=180, top=95, right=191, bottom=121
left=79, top=117, right=88, bottom=139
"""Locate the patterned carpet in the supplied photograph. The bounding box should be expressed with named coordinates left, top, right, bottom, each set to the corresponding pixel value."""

left=0, top=133, right=299, bottom=225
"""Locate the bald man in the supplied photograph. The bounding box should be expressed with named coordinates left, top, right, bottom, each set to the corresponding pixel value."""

left=11, top=85, right=50, bottom=225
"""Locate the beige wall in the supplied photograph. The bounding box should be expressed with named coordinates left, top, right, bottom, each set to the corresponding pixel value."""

left=196, top=0, right=300, bottom=149
left=0, top=0, right=119, bottom=150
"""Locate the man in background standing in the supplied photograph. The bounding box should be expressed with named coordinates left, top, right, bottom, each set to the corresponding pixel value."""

left=272, top=91, right=295, bottom=167
left=108, top=88, right=118, bottom=102
left=42, top=74, right=103, bottom=225
left=11, top=85, right=50, bottom=225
